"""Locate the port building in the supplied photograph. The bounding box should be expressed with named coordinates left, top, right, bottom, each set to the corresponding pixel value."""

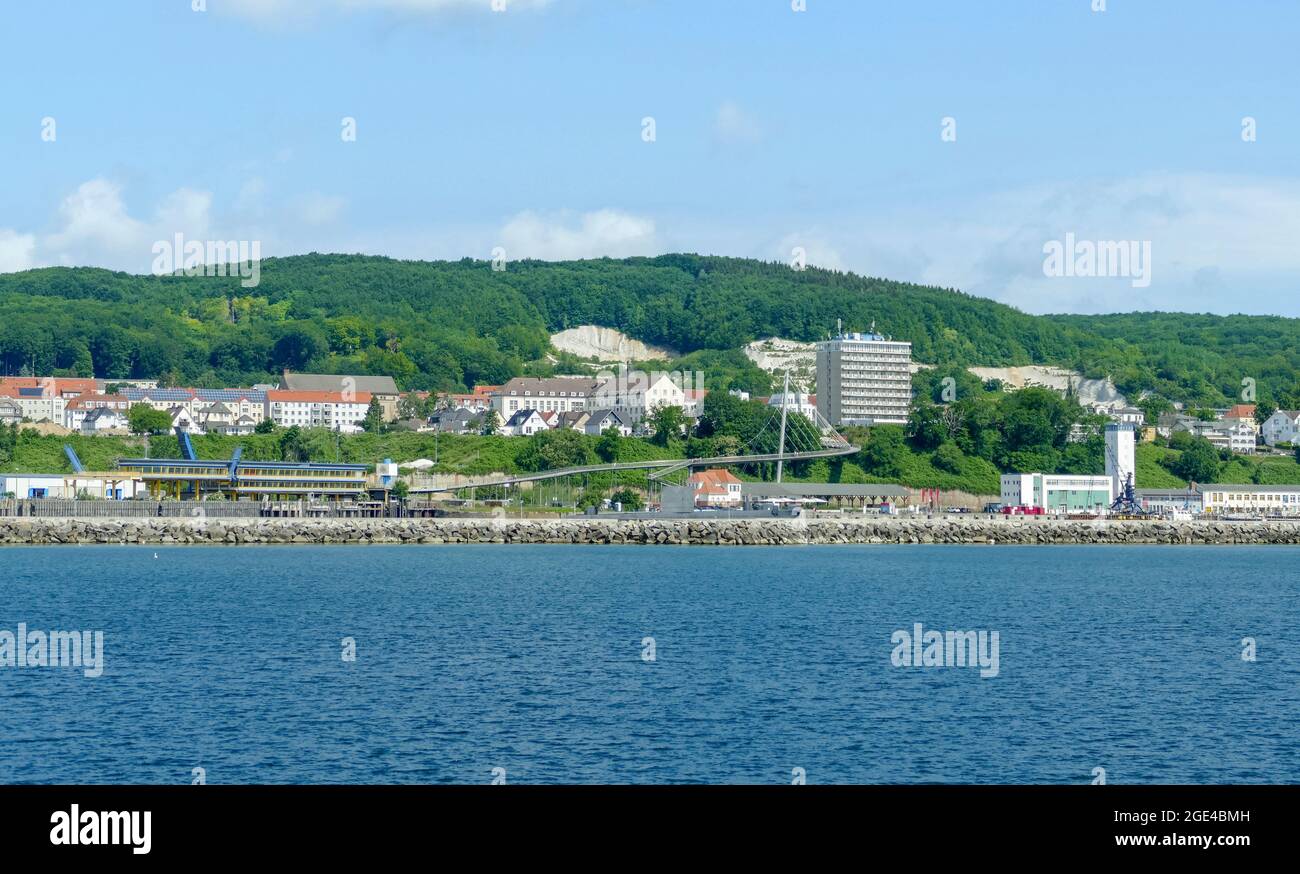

left=1000, top=473, right=1113, bottom=514
left=115, top=458, right=369, bottom=501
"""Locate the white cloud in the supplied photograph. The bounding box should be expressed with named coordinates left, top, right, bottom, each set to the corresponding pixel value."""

left=770, top=174, right=1300, bottom=316
left=4, top=178, right=229, bottom=274
left=43, top=179, right=146, bottom=260
left=499, top=209, right=658, bottom=261
left=0, top=230, right=37, bottom=273
left=774, top=231, right=845, bottom=272
left=714, top=101, right=763, bottom=145
left=296, top=192, right=347, bottom=225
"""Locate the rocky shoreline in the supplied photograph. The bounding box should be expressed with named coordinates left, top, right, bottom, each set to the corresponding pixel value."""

left=3, top=516, right=1300, bottom=546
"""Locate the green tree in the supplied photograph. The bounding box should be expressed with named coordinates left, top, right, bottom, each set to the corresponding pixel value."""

left=595, top=426, right=623, bottom=463
left=1254, top=400, right=1277, bottom=427
left=480, top=409, right=500, bottom=436
left=516, top=428, right=593, bottom=472
left=127, top=404, right=173, bottom=435
left=254, top=418, right=276, bottom=434
left=362, top=397, right=385, bottom=434
left=391, top=479, right=410, bottom=502
left=907, top=401, right=948, bottom=450
left=859, top=425, right=905, bottom=478
left=648, top=404, right=686, bottom=447
left=932, top=441, right=964, bottom=474
left=610, top=487, right=643, bottom=510
left=1172, top=437, right=1219, bottom=484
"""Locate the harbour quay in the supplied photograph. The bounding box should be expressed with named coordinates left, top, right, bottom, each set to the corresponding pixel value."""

left=4, top=516, right=1300, bottom=546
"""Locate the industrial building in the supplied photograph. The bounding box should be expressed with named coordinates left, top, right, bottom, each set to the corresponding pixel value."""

left=115, top=458, right=369, bottom=501
left=1000, top=473, right=1113, bottom=514
left=1137, top=488, right=1203, bottom=515
left=0, top=473, right=143, bottom=501
left=815, top=325, right=912, bottom=426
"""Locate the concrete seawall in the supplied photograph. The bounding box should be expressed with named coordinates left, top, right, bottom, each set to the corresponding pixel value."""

left=4, top=516, right=1300, bottom=546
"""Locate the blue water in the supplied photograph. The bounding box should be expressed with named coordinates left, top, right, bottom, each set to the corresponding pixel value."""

left=1, top=545, right=1297, bottom=784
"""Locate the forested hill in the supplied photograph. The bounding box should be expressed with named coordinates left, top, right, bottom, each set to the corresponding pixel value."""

left=1, top=253, right=1297, bottom=407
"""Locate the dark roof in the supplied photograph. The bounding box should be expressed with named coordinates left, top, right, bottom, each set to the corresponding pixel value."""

left=281, top=373, right=399, bottom=394
left=504, top=409, right=542, bottom=426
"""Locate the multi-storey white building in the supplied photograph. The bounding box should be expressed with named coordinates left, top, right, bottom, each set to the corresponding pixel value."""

left=492, top=377, right=603, bottom=419
left=266, top=390, right=371, bottom=433
left=815, top=327, right=912, bottom=426
left=589, top=372, right=687, bottom=426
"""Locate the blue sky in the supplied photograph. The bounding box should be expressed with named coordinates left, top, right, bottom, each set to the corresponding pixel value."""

left=2, top=0, right=1298, bottom=316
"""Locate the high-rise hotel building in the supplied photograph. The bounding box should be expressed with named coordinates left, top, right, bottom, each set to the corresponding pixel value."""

left=815, top=326, right=912, bottom=426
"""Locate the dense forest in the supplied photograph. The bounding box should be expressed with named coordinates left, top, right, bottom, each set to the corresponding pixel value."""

left=1, top=253, right=1298, bottom=407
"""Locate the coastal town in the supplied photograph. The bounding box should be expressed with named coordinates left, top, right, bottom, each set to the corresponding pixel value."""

left=3, top=326, right=1299, bottom=523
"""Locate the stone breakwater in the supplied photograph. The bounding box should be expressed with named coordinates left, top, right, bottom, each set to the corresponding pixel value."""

left=3, top=517, right=1300, bottom=546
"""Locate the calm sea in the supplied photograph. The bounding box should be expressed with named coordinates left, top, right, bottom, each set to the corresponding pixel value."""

left=1, top=544, right=1297, bottom=784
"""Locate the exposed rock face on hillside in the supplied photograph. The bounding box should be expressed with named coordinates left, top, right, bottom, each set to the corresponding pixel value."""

left=550, top=326, right=675, bottom=362
left=743, top=338, right=816, bottom=390
left=967, top=366, right=1128, bottom=408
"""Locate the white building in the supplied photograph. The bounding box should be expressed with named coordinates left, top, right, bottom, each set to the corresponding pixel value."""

left=589, top=372, right=687, bottom=425
left=1201, top=484, right=1300, bottom=516
left=63, top=394, right=130, bottom=431
left=0, top=473, right=143, bottom=500
left=492, top=377, right=603, bottom=419
left=1261, top=409, right=1300, bottom=446
left=1, top=389, right=67, bottom=424
left=502, top=409, right=551, bottom=437
left=1178, top=418, right=1256, bottom=455
left=1104, top=423, right=1136, bottom=496
left=1138, top=488, right=1204, bottom=515
left=266, top=390, right=371, bottom=432
left=767, top=392, right=818, bottom=421
left=815, top=327, right=912, bottom=426
left=1001, top=473, right=1113, bottom=514
left=79, top=407, right=130, bottom=434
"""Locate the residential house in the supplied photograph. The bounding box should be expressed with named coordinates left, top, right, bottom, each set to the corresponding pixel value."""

left=195, top=402, right=235, bottom=433
left=687, top=468, right=744, bottom=509
left=281, top=372, right=400, bottom=421
left=502, top=409, right=551, bottom=437
left=584, top=409, right=630, bottom=437
left=63, top=394, right=130, bottom=431
left=79, top=407, right=130, bottom=434
left=1223, top=403, right=1259, bottom=436
left=431, top=408, right=483, bottom=434
left=169, top=406, right=203, bottom=434
left=122, top=388, right=268, bottom=424
left=1261, top=409, right=1300, bottom=446
left=0, top=398, right=23, bottom=425
left=1171, top=416, right=1256, bottom=455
